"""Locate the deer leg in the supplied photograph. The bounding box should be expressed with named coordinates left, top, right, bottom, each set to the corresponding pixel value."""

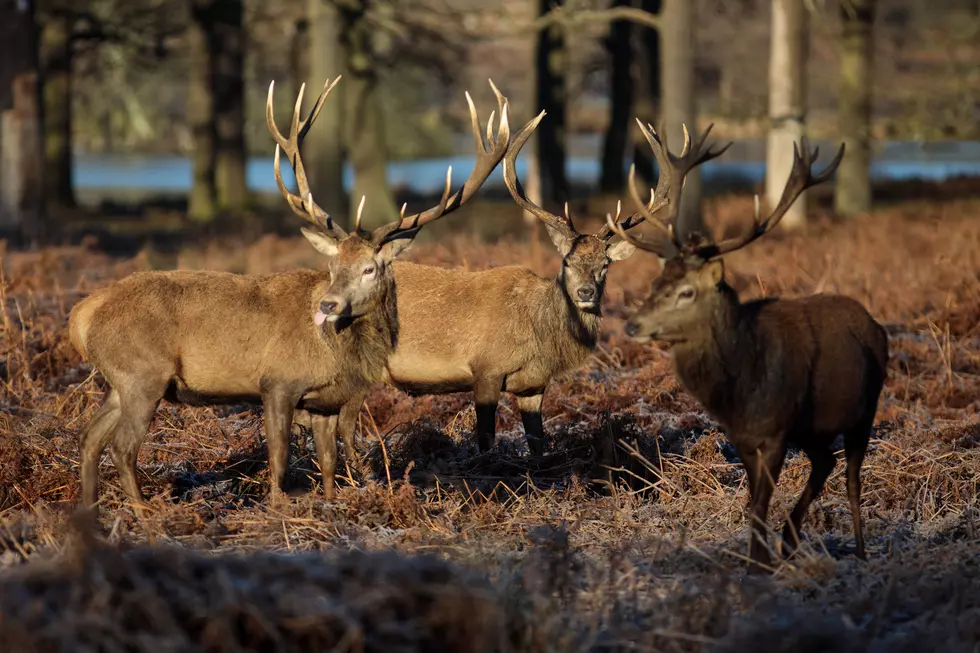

left=473, top=377, right=503, bottom=453
left=844, top=416, right=873, bottom=561
left=110, top=380, right=166, bottom=508
left=338, top=396, right=367, bottom=477
left=781, top=446, right=836, bottom=557
left=79, top=389, right=122, bottom=508
left=261, top=389, right=297, bottom=499
left=740, top=441, right=787, bottom=571
left=311, top=413, right=339, bottom=500
left=517, top=394, right=546, bottom=456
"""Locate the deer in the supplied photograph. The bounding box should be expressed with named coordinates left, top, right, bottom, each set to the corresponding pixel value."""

left=67, top=76, right=512, bottom=508
left=606, top=121, right=888, bottom=570
left=321, top=109, right=660, bottom=463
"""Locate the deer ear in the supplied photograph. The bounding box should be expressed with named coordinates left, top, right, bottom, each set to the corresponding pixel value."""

left=702, top=260, right=724, bottom=286
left=544, top=225, right=574, bottom=257
left=606, top=239, right=636, bottom=261
left=377, top=235, right=414, bottom=262
left=301, top=227, right=339, bottom=257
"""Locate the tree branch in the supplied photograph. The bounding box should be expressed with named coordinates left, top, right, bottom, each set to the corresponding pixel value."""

left=531, top=5, right=661, bottom=33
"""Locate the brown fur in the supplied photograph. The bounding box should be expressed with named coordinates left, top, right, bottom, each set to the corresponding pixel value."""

left=333, top=232, right=634, bottom=459
left=69, top=235, right=403, bottom=507
left=626, top=257, right=888, bottom=568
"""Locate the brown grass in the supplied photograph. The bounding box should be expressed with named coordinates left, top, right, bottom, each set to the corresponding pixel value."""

left=2, top=192, right=980, bottom=650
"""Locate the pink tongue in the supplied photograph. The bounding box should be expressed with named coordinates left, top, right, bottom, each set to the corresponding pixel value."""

left=314, top=311, right=328, bottom=326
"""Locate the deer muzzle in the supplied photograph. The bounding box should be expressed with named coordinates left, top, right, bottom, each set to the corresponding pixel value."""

left=315, top=296, right=348, bottom=325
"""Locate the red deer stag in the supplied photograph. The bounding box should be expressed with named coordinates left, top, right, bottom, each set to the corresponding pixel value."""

left=326, top=110, right=687, bottom=461
left=607, top=122, right=887, bottom=568
left=68, top=77, right=511, bottom=507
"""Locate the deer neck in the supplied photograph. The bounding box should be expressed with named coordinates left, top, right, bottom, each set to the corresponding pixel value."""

left=547, top=277, right=601, bottom=362
left=670, top=284, right=755, bottom=420
left=319, top=278, right=399, bottom=386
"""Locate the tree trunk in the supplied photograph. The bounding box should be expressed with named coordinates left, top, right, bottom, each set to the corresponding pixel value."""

left=835, top=0, right=875, bottom=216
left=40, top=11, right=75, bottom=214
left=340, top=1, right=396, bottom=230
left=766, top=0, right=809, bottom=230
left=0, top=0, right=44, bottom=244
left=187, top=0, right=216, bottom=222
left=212, top=0, right=246, bottom=216
left=599, top=0, right=632, bottom=193
left=661, top=0, right=699, bottom=238
left=535, top=0, right=568, bottom=209
left=306, top=0, right=346, bottom=224
left=632, top=0, right=661, bottom=186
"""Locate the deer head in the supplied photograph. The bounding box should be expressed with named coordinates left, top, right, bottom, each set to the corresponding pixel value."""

left=267, top=77, right=511, bottom=328
left=605, top=122, right=845, bottom=342
left=502, top=113, right=657, bottom=314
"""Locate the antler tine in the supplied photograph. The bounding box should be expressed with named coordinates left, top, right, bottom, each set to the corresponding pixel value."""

left=266, top=77, right=346, bottom=238
left=695, top=139, right=846, bottom=259
left=603, top=210, right=679, bottom=259
left=373, top=80, right=512, bottom=245
left=498, top=109, right=578, bottom=242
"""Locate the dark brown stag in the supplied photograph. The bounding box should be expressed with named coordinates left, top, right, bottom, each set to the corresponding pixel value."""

left=608, top=122, right=887, bottom=568
left=68, top=77, right=511, bottom=507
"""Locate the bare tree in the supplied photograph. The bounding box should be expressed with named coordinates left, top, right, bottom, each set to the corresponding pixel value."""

left=660, top=0, right=699, bottom=238
left=535, top=0, right=568, bottom=209
left=305, top=0, right=346, bottom=223
left=632, top=0, right=661, bottom=186
left=187, top=0, right=216, bottom=222
left=0, top=0, right=44, bottom=244
left=187, top=0, right=246, bottom=222
left=599, top=0, right=632, bottom=192
left=39, top=4, right=74, bottom=213
left=213, top=0, right=246, bottom=214
left=766, top=0, right=809, bottom=230
left=835, top=0, right=875, bottom=216
left=340, top=0, right=396, bottom=229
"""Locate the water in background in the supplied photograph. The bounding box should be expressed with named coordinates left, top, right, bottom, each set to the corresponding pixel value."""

left=74, top=137, right=980, bottom=199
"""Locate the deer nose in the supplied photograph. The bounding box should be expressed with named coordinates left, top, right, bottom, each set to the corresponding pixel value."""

left=624, top=321, right=639, bottom=337
left=320, top=299, right=340, bottom=315
left=577, top=286, right=596, bottom=302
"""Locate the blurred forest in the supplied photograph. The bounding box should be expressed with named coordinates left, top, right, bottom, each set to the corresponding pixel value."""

left=0, top=0, right=978, bottom=244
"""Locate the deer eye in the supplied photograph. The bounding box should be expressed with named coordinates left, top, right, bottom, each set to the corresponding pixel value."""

left=678, top=288, right=695, bottom=300
left=362, top=266, right=376, bottom=277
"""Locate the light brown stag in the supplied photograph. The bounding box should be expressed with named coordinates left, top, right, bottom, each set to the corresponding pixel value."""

left=326, top=111, right=687, bottom=462
left=607, top=121, right=887, bottom=569
left=68, top=77, right=511, bottom=507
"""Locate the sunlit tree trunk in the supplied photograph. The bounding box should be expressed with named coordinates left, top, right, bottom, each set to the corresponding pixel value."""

left=0, top=0, right=44, bottom=244
left=306, top=0, right=346, bottom=224
left=600, top=0, right=632, bottom=193
left=213, top=0, right=246, bottom=215
left=661, top=0, right=699, bottom=237
left=40, top=10, right=75, bottom=214
left=632, top=0, right=661, bottom=186
left=535, top=0, right=568, bottom=209
left=835, top=0, right=875, bottom=216
left=766, top=0, right=809, bottom=230
left=187, top=0, right=216, bottom=222
left=339, top=0, right=395, bottom=230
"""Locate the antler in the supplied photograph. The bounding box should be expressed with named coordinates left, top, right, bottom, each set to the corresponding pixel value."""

left=604, top=121, right=731, bottom=258
left=500, top=110, right=576, bottom=243
left=370, top=80, right=512, bottom=246
left=692, top=137, right=845, bottom=259
left=504, top=111, right=654, bottom=245
left=266, top=77, right=347, bottom=239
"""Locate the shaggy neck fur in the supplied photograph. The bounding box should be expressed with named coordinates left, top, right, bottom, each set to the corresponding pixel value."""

left=532, top=276, right=602, bottom=376
left=669, top=283, right=759, bottom=425
left=320, top=273, right=399, bottom=389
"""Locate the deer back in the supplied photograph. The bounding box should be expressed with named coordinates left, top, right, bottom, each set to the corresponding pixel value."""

left=387, top=261, right=601, bottom=391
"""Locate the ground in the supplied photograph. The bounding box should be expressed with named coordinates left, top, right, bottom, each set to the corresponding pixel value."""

left=1, top=189, right=979, bottom=651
